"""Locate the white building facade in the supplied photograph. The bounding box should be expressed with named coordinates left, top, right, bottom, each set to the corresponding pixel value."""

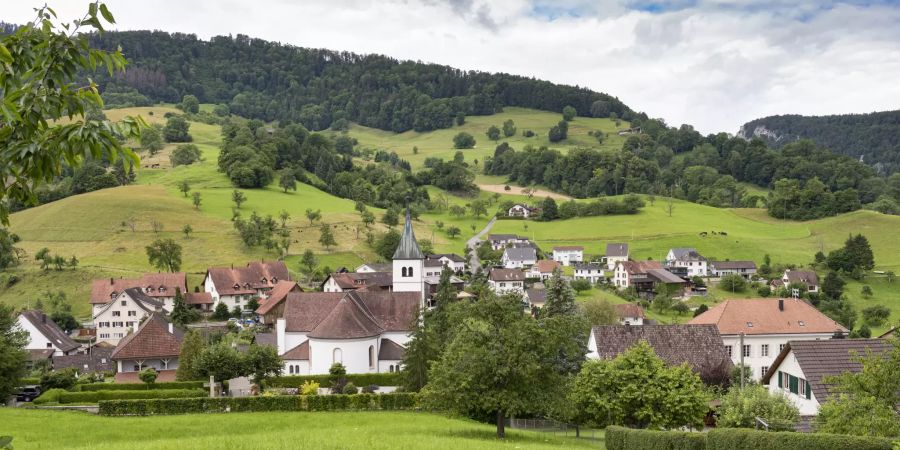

left=552, top=247, right=583, bottom=266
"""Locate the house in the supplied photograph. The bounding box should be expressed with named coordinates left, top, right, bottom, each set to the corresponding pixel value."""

left=93, top=288, right=165, bottom=345
left=613, top=261, right=686, bottom=295
left=666, top=248, right=708, bottom=277
left=423, top=259, right=446, bottom=277
left=111, top=313, right=183, bottom=383
left=254, top=280, right=303, bottom=325
left=552, top=246, right=583, bottom=266
left=771, top=270, right=820, bottom=294
left=574, top=262, right=604, bottom=283
left=185, top=292, right=214, bottom=311
left=613, top=303, right=645, bottom=325
left=525, top=288, right=546, bottom=308
left=322, top=272, right=393, bottom=293
left=587, top=324, right=732, bottom=385
left=424, top=275, right=465, bottom=307
left=426, top=253, right=466, bottom=274
left=52, top=345, right=114, bottom=374
left=528, top=260, right=561, bottom=280
left=488, top=268, right=525, bottom=295
left=355, top=262, right=392, bottom=273
left=709, top=260, right=757, bottom=279
left=203, top=261, right=291, bottom=311
left=90, top=273, right=187, bottom=315
left=502, top=247, right=537, bottom=269
left=762, top=339, right=893, bottom=415
left=488, top=234, right=529, bottom=250
left=507, top=204, right=537, bottom=218
left=605, top=243, right=629, bottom=270
left=17, top=310, right=81, bottom=356
left=689, top=298, right=847, bottom=380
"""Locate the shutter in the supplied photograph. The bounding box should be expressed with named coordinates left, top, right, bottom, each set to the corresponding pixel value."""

left=805, top=381, right=811, bottom=400
left=789, top=375, right=798, bottom=394
left=777, top=371, right=783, bottom=388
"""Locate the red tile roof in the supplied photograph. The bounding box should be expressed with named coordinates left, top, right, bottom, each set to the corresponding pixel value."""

left=255, top=280, right=301, bottom=315
left=111, top=314, right=183, bottom=360
left=205, top=261, right=290, bottom=296
left=327, top=272, right=393, bottom=290
left=90, top=273, right=187, bottom=304
left=688, top=298, right=847, bottom=335
left=614, top=303, right=645, bottom=319
left=281, top=340, right=309, bottom=360
left=531, top=260, right=561, bottom=274
left=185, top=292, right=214, bottom=305
left=309, top=294, right=385, bottom=339
left=489, top=268, right=525, bottom=282
left=618, top=260, right=663, bottom=275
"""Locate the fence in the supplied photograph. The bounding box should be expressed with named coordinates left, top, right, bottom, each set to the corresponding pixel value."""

left=506, top=418, right=602, bottom=440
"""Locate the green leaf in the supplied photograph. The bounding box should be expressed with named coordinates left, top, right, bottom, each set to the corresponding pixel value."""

left=99, top=4, right=116, bottom=24
left=0, top=43, right=11, bottom=64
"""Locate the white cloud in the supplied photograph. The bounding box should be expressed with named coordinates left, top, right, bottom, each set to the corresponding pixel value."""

left=4, top=0, right=900, bottom=133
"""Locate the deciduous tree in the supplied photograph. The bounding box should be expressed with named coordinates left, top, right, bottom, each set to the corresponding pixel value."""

left=145, top=238, right=182, bottom=272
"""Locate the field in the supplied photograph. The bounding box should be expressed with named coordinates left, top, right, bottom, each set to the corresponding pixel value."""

left=0, top=409, right=600, bottom=449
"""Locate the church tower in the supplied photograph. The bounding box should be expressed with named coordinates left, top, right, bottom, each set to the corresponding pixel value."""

left=392, top=207, right=425, bottom=306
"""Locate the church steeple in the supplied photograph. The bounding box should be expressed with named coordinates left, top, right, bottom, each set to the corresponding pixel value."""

left=392, top=207, right=424, bottom=260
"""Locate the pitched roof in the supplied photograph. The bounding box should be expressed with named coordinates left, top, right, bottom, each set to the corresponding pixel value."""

left=424, top=259, right=445, bottom=268
left=378, top=338, right=406, bottom=360
left=121, top=287, right=165, bottom=312
left=393, top=208, right=424, bottom=260
left=488, top=234, right=522, bottom=241
left=281, top=340, right=309, bottom=360
left=52, top=346, right=114, bottom=372
left=618, top=260, right=663, bottom=275
left=688, top=298, right=847, bottom=335
left=111, top=314, right=183, bottom=360
left=785, top=270, right=819, bottom=286
left=762, top=339, right=894, bottom=402
left=428, top=253, right=466, bottom=263
left=205, top=261, right=291, bottom=296
left=90, top=273, right=187, bottom=304
left=255, top=280, right=301, bottom=315
left=614, top=303, right=645, bottom=319
left=504, top=247, right=536, bottom=262
left=356, top=262, right=392, bottom=272
left=553, top=246, right=584, bottom=251
left=590, top=324, right=732, bottom=385
left=20, top=310, right=80, bottom=353
left=283, top=291, right=418, bottom=336
left=710, top=260, right=757, bottom=270
left=326, top=272, right=393, bottom=290
left=531, top=260, right=561, bottom=274
left=646, top=268, right=686, bottom=284
left=606, top=243, right=629, bottom=257
left=525, top=288, right=546, bottom=305
left=254, top=332, right=276, bottom=347
left=185, top=292, right=214, bottom=305
left=575, top=262, right=604, bottom=271
left=669, top=248, right=706, bottom=261
left=308, top=293, right=385, bottom=339
left=490, top=268, right=525, bottom=282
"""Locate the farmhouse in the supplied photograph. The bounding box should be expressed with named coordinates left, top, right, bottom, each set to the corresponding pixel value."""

left=322, top=272, right=392, bottom=293
left=527, top=260, right=561, bottom=280
left=709, top=260, right=758, bottom=279
left=613, top=303, right=645, bottom=325
left=574, top=262, right=604, bottom=283
left=502, top=247, right=537, bottom=269
left=552, top=246, right=583, bottom=266
left=605, top=243, right=629, bottom=270
left=111, top=313, right=183, bottom=383
left=90, top=273, right=187, bottom=315
left=93, top=287, right=165, bottom=345
left=426, top=253, right=466, bottom=274
left=666, top=248, right=708, bottom=277
left=254, top=280, right=303, bottom=325
left=17, top=310, right=81, bottom=356
left=488, top=234, right=530, bottom=250
left=488, top=268, right=525, bottom=295
left=762, top=339, right=893, bottom=415
left=203, top=261, right=291, bottom=311
left=689, top=298, right=847, bottom=380
left=507, top=204, right=537, bottom=218
left=586, top=324, right=732, bottom=385
left=613, top=261, right=686, bottom=295
left=771, top=270, right=820, bottom=294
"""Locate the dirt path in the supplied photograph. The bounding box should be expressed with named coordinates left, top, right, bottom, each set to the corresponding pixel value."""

left=478, top=184, right=572, bottom=201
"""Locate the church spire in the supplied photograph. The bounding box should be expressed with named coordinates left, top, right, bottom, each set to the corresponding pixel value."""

left=392, top=206, right=424, bottom=260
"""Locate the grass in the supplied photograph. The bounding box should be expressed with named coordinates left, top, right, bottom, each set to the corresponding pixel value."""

left=0, top=409, right=602, bottom=449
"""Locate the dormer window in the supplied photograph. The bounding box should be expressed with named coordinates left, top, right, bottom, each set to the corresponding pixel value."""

left=272, top=277, right=278, bottom=283
left=746, top=322, right=753, bottom=327
left=798, top=321, right=805, bottom=326
left=260, top=277, right=267, bottom=284
left=159, top=286, right=166, bottom=293
left=110, top=292, right=117, bottom=299
left=233, top=283, right=240, bottom=289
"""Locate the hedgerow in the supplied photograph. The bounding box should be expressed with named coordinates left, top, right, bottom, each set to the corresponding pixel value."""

left=76, top=381, right=205, bottom=392
left=264, top=373, right=401, bottom=388
left=99, top=393, right=419, bottom=416
left=605, top=426, right=895, bottom=450
left=605, top=426, right=705, bottom=450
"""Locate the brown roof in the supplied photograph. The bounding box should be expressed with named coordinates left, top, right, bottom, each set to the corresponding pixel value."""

left=20, top=310, right=81, bottom=353
left=532, top=260, right=561, bottom=274
left=762, top=339, right=894, bottom=402
left=90, top=273, right=187, bottom=304
left=590, top=324, right=732, bottom=385
left=283, top=291, right=419, bottom=337
left=553, top=246, right=584, bottom=251
left=115, top=370, right=177, bottom=383
left=254, top=332, right=276, bottom=347
left=688, top=298, right=847, bottom=335
left=606, top=243, right=629, bottom=257
left=255, top=280, right=301, bottom=315
left=614, top=303, right=645, bottom=319
left=785, top=270, right=819, bottom=286
left=490, top=268, right=525, bottom=282
left=111, top=314, right=183, bottom=360
left=618, top=260, right=663, bottom=275
left=28, top=349, right=54, bottom=362
left=378, top=338, right=405, bottom=360
left=281, top=340, right=309, bottom=360
left=185, top=292, right=214, bottom=305
left=327, top=272, right=393, bottom=290
left=205, top=261, right=291, bottom=296
left=52, top=346, right=114, bottom=372
left=710, top=260, right=757, bottom=270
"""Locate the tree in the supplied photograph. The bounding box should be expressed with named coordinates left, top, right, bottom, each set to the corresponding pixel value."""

left=299, top=250, right=319, bottom=282
left=541, top=197, right=558, bottom=221
left=170, top=143, right=202, bottom=166
left=666, top=193, right=675, bottom=217
left=196, top=343, right=244, bottom=382
left=693, top=304, right=709, bottom=317
left=582, top=298, right=618, bottom=325
left=182, top=224, right=193, bottom=239
left=176, top=330, right=205, bottom=381
left=318, top=224, right=336, bottom=250
left=278, top=210, right=291, bottom=228
left=0, top=3, right=142, bottom=224
left=179, top=94, right=200, bottom=114
left=243, top=344, right=283, bottom=386
left=571, top=279, right=592, bottom=293
left=861, top=305, right=890, bottom=327
left=191, top=191, right=202, bottom=210
left=717, top=385, right=799, bottom=431
left=139, top=368, right=158, bottom=385
left=821, top=271, right=845, bottom=300
left=178, top=180, right=191, bottom=197
left=278, top=169, right=296, bottom=193
left=827, top=234, right=875, bottom=273
left=486, top=125, right=501, bottom=141
left=860, top=285, right=873, bottom=298
left=170, top=288, right=198, bottom=326
left=145, top=238, right=183, bottom=272
left=562, top=105, right=577, bottom=121
left=212, top=302, right=230, bottom=321
left=543, top=269, right=579, bottom=317
left=569, top=340, right=711, bottom=430
left=502, top=119, right=516, bottom=137
left=141, top=126, right=164, bottom=156
left=446, top=226, right=461, bottom=239
left=361, top=210, right=375, bottom=228
left=373, top=229, right=401, bottom=260
left=163, top=115, right=192, bottom=142
left=453, top=132, right=475, bottom=149
left=719, top=274, right=748, bottom=292
left=232, top=190, right=247, bottom=209
left=449, top=205, right=466, bottom=218
left=305, top=208, right=322, bottom=226
left=469, top=200, right=487, bottom=218
left=382, top=208, right=399, bottom=227
left=0, top=229, right=23, bottom=270
left=0, top=303, right=28, bottom=399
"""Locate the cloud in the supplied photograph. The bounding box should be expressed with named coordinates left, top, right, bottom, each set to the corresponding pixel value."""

left=4, top=0, right=900, bottom=133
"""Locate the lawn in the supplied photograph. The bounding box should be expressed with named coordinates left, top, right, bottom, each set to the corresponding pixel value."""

left=0, top=409, right=602, bottom=449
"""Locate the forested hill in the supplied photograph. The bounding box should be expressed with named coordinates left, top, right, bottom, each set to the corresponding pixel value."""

left=738, top=110, right=900, bottom=175
left=85, top=31, right=633, bottom=133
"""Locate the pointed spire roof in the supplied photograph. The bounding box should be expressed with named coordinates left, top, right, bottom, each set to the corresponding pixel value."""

left=393, top=207, right=424, bottom=260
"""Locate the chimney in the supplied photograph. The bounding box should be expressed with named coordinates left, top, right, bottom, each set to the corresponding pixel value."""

left=778, top=298, right=784, bottom=311
left=42, top=313, right=46, bottom=323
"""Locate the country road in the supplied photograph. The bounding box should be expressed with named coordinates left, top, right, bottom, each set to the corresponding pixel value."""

left=466, top=216, right=497, bottom=273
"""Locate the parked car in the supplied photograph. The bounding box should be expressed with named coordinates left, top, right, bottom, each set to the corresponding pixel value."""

left=15, top=385, right=41, bottom=402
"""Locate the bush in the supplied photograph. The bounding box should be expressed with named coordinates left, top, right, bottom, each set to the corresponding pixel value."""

left=33, top=388, right=65, bottom=405
left=300, top=380, right=320, bottom=395
left=452, top=132, right=475, bottom=149
left=57, top=389, right=207, bottom=404
left=77, top=381, right=204, bottom=391
left=99, top=393, right=419, bottom=416
left=265, top=373, right=401, bottom=389
left=605, top=426, right=705, bottom=450
left=706, top=428, right=894, bottom=450
left=716, top=385, right=799, bottom=432
left=719, top=274, right=748, bottom=292
left=342, top=383, right=358, bottom=395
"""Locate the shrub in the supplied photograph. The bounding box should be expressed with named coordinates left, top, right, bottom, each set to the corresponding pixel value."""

left=605, top=426, right=705, bottom=450
left=719, top=273, right=748, bottom=292
left=77, top=381, right=204, bottom=391
left=716, top=385, right=799, bottom=431
left=98, top=393, right=419, bottom=416
left=706, top=428, right=894, bottom=450
left=300, top=380, right=320, bottom=395
left=57, top=389, right=207, bottom=404
left=33, top=388, right=65, bottom=405
left=265, top=373, right=401, bottom=389
left=342, top=383, right=359, bottom=395
left=362, top=384, right=378, bottom=394
left=40, top=368, right=78, bottom=390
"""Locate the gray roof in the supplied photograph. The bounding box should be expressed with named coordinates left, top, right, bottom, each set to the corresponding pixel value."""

left=393, top=208, right=424, bottom=260
left=123, top=287, right=164, bottom=312
left=488, top=234, right=522, bottom=241
left=378, top=338, right=406, bottom=361
left=525, top=288, right=546, bottom=305
left=606, top=243, right=629, bottom=257
left=504, top=247, right=536, bottom=262
left=575, top=262, right=604, bottom=271
left=785, top=270, right=819, bottom=286
left=647, top=269, right=686, bottom=284
left=52, top=346, right=114, bottom=372
left=428, top=253, right=466, bottom=263
left=20, top=310, right=81, bottom=353
left=669, top=248, right=706, bottom=261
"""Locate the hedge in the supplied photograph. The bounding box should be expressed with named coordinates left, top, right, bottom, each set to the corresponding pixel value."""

left=605, top=426, right=705, bottom=450
left=36, top=389, right=206, bottom=404
left=265, top=373, right=401, bottom=388
left=706, top=429, right=894, bottom=450
left=20, top=377, right=40, bottom=385
left=99, top=393, right=419, bottom=416
left=76, top=381, right=205, bottom=392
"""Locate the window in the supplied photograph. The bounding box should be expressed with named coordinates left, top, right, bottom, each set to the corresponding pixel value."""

left=746, top=322, right=753, bottom=327
left=127, top=311, right=136, bottom=317
left=112, top=311, right=121, bottom=317
left=46, top=343, right=53, bottom=348
left=407, top=267, right=414, bottom=277
left=401, top=267, right=407, bottom=277
left=289, top=365, right=294, bottom=374
left=725, top=345, right=733, bottom=357
left=779, top=344, right=786, bottom=352
left=761, top=366, right=769, bottom=378
left=99, top=333, right=110, bottom=339
left=781, top=372, right=789, bottom=390
left=121, top=300, right=127, bottom=306
left=368, top=345, right=375, bottom=369
left=798, top=321, right=805, bottom=326
left=799, top=378, right=806, bottom=396
left=389, top=365, right=395, bottom=373
left=333, top=348, right=342, bottom=364
left=761, top=344, right=769, bottom=357
left=742, top=345, right=751, bottom=358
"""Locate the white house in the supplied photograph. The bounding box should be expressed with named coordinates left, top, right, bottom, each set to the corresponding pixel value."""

left=90, top=273, right=186, bottom=315
left=507, top=204, right=536, bottom=218
left=771, top=270, right=820, bottom=294
left=110, top=313, right=182, bottom=383
left=354, top=262, right=392, bottom=273
left=552, top=246, right=583, bottom=266
left=502, top=247, right=537, bottom=269
left=527, top=260, right=561, bottom=280
left=689, top=298, right=847, bottom=380
left=574, top=262, right=604, bottom=283
left=93, top=288, right=165, bottom=345
left=613, top=303, right=645, bottom=325
left=666, top=248, right=708, bottom=277
left=763, top=339, right=892, bottom=416
left=605, top=243, right=629, bottom=271
left=613, top=260, right=685, bottom=293
left=488, top=234, right=530, bottom=250
left=488, top=268, right=525, bottom=295
left=17, top=310, right=81, bottom=356
left=203, top=261, right=291, bottom=311
left=426, top=253, right=466, bottom=274
left=709, top=261, right=758, bottom=279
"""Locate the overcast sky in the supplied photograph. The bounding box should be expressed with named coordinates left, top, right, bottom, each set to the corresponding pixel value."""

left=6, top=0, right=900, bottom=133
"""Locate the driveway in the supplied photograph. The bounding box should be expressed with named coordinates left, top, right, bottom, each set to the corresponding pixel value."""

left=466, top=216, right=496, bottom=273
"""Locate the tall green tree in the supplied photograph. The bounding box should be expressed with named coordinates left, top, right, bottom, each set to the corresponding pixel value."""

left=299, top=249, right=319, bottom=282
left=231, top=190, right=247, bottom=209
left=318, top=223, right=336, bottom=250
left=0, top=303, right=28, bottom=399
left=562, top=105, right=577, bottom=121
left=542, top=268, right=578, bottom=317
left=176, top=330, right=205, bottom=381
left=541, top=197, right=559, bottom=221
left=486, top=125, right=501, bottom=141
left=196, top=343, right=243, bottom=382
left=179, top=94, right=200, bottom=113
left=0, top=229, right=23, bottom=270
left=243, top=344, right=283, bottom=386
left=178, top=180, right=191, bottom=197
left=502, top=119, right=516, bottom=137
left=140, top=126, right=164, bottom=155
left=191, top=191, right=202, bottom=210
left=278, top=169, right=297, bottom=193
left=145, top=238, right=183, bottom=272
left=170, top=288, right=198, bottom=326
left=211, top=302, right=230, bottom=321
left=163, top=115, right=191, bottom=142
left=305, top=208, right=322, bottom=225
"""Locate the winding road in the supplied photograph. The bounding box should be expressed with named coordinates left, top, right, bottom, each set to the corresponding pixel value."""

left=466, top=216, right=497, bottom=273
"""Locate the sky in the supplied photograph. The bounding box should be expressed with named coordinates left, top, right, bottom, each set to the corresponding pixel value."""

left=5, top=0, right=900, bottom=134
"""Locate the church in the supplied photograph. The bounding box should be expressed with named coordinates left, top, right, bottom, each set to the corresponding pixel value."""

left=276, top=209, right=424, bottom=375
